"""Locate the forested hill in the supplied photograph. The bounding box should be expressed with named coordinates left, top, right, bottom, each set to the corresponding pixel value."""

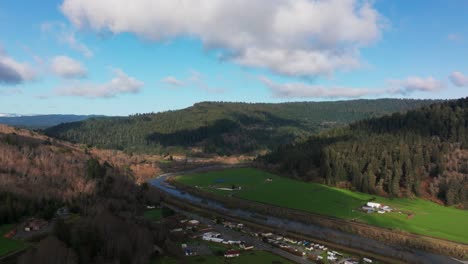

left=262, top=98, right=468, bottom=208
left=44, top=99, right=435, bottom=155
left=0, top=114, right=105, bottom=129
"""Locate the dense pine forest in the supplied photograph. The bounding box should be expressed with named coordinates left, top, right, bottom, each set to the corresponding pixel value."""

left=263, top=98, right=468, bottom=208
left=45, top=99, right=435, bottom=155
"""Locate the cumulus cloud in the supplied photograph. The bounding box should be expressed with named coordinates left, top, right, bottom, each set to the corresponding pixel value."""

left=51, top=55, right=87, bottom=79
left=450, top=71, right=468, bottom=87
left=61, top=0, right=382, bottom=77
left=161, top=71, right=225, bottom=93
left=0, top=50, right=36, bottom=85
left=55, top=69, right=143, bottom=98
left=260, top=77, right=383, bottom=98
left=261, top=76, right=445, bottom=98
left=41, top=21, right=93, bottom=58
left=161, top=76, right=185, bottom=87
left=387, top=76, right=445, bottom=95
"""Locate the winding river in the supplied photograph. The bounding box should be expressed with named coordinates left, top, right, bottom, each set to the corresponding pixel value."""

left=149, top=166, right=460, bottom=264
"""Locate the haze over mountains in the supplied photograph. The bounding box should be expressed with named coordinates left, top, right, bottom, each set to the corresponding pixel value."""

left=0, top=115, right=106, bottom=129
left=44, top=99, right=437, bottom=155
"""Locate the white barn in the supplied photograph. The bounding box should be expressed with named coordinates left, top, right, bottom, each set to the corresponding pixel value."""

left=366, top=202, right=381, bottom=208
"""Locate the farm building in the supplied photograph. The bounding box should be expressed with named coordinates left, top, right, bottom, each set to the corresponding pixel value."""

left=366, top=202, right=381, bottom=208
left=224, top=250, right=240, bottom=258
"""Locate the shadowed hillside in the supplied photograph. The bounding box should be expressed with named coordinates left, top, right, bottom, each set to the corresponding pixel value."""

left=262, top=98, right=468, bottom=208
left=45, top=99, right=437, bottom=155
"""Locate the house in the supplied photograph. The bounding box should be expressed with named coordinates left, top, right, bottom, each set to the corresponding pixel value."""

left=305, top=246, right=314, bottom=251
left=366, top=202, right=381, bottom=208
left=202, top=232, right=221, bottom=238
left=327, top=256, right=337, bottom=261
left=207, top=237, right=224, bottom=243
left=24, top=218, right=47, bottom=232
left=363, top=257, right=373, bottom=263
left=240, top=243, right=254, bottom=250
left=224, top=250, right=240, bottom=258
left=266, top=178, right=273, bottom=182
left=188, top=220, right=200, bottom=225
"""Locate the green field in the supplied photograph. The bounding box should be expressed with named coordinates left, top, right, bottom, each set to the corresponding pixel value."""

left=0, top=224, right=28, bottom=257
left=144, top=209, right=163, bottom=221
left=175, top=168, right=468, bottom=244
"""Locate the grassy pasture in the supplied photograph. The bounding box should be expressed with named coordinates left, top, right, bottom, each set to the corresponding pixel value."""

left=175, top=168, right=468, bottom=244
left=0, top=224, right=27, bottom=257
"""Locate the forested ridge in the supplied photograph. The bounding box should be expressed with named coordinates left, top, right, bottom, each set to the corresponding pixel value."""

left=263, top=98, right=468, bottom=208
left=45, top=99, right=436, bottom=155
left=0, top=115, right=105, bottom=129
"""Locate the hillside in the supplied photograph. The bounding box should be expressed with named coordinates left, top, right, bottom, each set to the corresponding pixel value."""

left=44, top=99, right=436, bottom=155
left=0, top=125, right=161, bottom=223
left=0, top=115, right=105, bottom=129
left=262, top=98, right=468, bottom=208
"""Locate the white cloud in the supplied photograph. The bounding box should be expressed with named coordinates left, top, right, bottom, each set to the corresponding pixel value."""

left=449, top=71, right=468, bottom=87
left=41, top=21, right=94, bottom=58
left=260, top=77, right=383, bottom=98
left=261, top=75, right=445, bottom=98
left=387, top=76, right=445, bottom=94
left=161, top=76, right=185, bottom=87
left=0, top=49, right=36, bottom=84
left=51, top=55, right=87, bottom=79
left=61, top=0, right=382, bottom=77
left=55, top=69, right=143, bottom=98
left=161, top=71, right=226, bottom=94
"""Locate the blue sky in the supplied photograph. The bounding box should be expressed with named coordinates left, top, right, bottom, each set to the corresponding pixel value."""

left=0, top=0, right=467, bottom=115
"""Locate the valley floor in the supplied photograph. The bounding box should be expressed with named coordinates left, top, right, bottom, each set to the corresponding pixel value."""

left=175, top=168, right=468, bottom=244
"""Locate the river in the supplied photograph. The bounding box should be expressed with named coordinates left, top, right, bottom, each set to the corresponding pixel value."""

left=148, top=166, right=460, bottom=264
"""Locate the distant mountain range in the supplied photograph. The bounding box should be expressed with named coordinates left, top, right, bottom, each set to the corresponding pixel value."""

left=0, top=114, right=106, bottom=129
left=45, top=99, right=438, bottom=155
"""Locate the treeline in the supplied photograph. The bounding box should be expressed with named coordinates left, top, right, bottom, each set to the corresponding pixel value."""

left=262, top=98, right=468, bottom=207
left=44, top=99, right=436, bottom=155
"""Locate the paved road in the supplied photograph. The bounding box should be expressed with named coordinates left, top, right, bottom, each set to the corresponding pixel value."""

left=149, top=166, right=460, bottom=264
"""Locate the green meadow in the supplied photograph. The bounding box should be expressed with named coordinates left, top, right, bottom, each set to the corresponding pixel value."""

left=175, top=168, right=468, bottom=244
left=0, top=224, right=27, bottom=257
left=144, top=208, right=164, bottom=221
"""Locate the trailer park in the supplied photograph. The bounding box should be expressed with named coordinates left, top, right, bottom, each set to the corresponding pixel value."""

left=150, top=206, right=378, bottom=264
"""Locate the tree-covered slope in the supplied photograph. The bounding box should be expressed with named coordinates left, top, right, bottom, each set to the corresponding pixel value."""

left=45, top=99, right=436, bottom=155
left=262, top=98, right=468, bottom=208
left=0, top=114, right=105, bottom=129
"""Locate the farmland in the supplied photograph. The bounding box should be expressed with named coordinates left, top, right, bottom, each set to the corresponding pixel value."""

left=0, top=224, right=27, bottom=257
left=175, top=168, right=468, bottom=244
